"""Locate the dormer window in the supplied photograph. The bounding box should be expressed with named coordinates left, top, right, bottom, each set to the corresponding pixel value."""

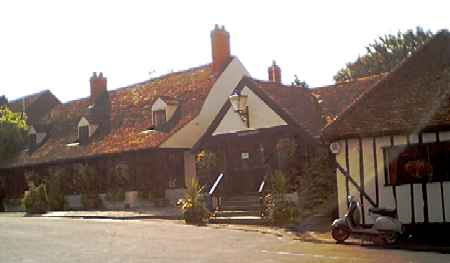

left=76, top=117, right=97, bottom=146
left=27, top=125, right=46, bottom=151
left=151, top=97, right=179, bottom=129
left=153, top=110, right=166, bottom=126
left=78, top=125, right=89, bottom=145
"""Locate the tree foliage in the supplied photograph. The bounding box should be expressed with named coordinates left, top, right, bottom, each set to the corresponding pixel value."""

left=0, top=106, right=28, bottom=160
left=291, top=75, right=309, bottom=89
left=334, top=27, right=433, bottom=82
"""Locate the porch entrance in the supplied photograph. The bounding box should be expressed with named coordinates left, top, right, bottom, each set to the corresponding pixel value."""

left=224, top=142, right=267, bottom=195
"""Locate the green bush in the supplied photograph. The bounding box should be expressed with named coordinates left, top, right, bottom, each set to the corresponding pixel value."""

left=262, top=171, right=299, bottom=225
left=45, top=170, right=67, bottom=211
left=272, top=200, right=299, bottom=225
left=22, top=184, right=48, bottom=214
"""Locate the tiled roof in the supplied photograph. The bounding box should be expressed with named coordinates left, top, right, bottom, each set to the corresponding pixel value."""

left=7, top=90, right=60, bottom=124
left=254, top=80, right=325, bottom=137
left=2, top=64, right=215, bottom=168
left=323, top=30, right=450, bottom=140
left=311, top=75, right=385, bottom=124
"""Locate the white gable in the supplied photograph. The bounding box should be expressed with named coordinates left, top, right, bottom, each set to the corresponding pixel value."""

left=160, top=57, right=250, bottom=148
left=213, top=86, right=287, bottom=135
left=151, top=98, right=167, bottom=111
left=78, top=117, right=90, bottom=127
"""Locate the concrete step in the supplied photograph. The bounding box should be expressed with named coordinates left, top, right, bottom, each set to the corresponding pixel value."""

left=221, top=200, right=261, bottom=207
left=220, top=205, right=261, bottom=211
left=210, top=216, right=265, bottom=225
left=214, top=210, right=261, bottom=217
left=223, top=195, right=260, bottom=202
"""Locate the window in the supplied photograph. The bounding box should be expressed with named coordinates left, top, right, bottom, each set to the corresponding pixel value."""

left=153, top=110, right=166, bottom=127
left=384, top=141, right=450, bottom=186
left=79, top=126, right=89, bottom=145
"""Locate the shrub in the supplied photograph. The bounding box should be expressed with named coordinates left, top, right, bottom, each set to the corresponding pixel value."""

left=46, top=168, right=67, bottom=211
left=262, top=171, right=299, bottom=225
left=74, top=164, right=103, bottom=210
left=22, top=184, right=48, bottom=214
left=178, top=177, right=210, bottom=225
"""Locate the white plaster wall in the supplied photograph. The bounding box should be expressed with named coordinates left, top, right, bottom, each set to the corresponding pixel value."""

left=362, top=138, right=377, bottom=224
left=161, top=57, right=250, bottom=148
left=335, top=140, right=348, bottom=218
left=347, top=139, right=361, bottom=224
left=213, top=86, right=287, bottom=135
left=376, top=136, right=396, bottom=210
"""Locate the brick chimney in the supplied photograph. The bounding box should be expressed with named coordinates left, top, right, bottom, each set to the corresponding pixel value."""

left=90, top=72, right=107, bottom=103
left=211, top=24, right=231, bottom=75
left=268, top=61, right=281, bottom=84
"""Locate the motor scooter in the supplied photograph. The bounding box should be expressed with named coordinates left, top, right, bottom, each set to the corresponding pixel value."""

left=331, top=196, right=404, bottom=245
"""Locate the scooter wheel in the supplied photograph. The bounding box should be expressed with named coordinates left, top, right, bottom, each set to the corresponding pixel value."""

left=331, top=226, right=350, bottom=243
left=383, top=232, right=400, bottom=245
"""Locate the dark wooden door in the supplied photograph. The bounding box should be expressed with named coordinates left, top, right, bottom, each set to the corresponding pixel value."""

left=226, top=143, right=266, bottom=195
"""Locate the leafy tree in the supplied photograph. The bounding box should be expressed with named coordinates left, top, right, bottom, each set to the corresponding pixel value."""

left=291, top=75, right=309, bottom=88
left=0, top=106, right=28, bottom=160
left=334, top=27, right=433, bottom=82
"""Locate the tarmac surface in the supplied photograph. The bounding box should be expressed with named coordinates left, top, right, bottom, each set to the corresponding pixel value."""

left=1, top=216, right=450, bottom=263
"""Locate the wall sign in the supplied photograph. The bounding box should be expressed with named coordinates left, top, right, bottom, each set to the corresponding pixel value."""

left=330, top=142, right=341, bottom=154
left=241, top=152, right=250, bottom=159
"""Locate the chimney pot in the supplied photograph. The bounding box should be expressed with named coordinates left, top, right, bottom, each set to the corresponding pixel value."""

left=268, top=61, right=282, bottom=84
left=211, top=25, right=231, bottom=75
left=90, top=72, right=107, bottom=103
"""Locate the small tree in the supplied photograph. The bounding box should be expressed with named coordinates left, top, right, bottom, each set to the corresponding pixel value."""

left=0, top=106, right=28, bottom=160
left=262, top=170, right=299, bottom=225
left=74, top=164, right=102, bottom=209
left=22, top=171, right=49, bottom=214
left=334, top=27, right=433, bottom=82
left=291, top=75, right=309, bottom=89
left=46, top=167, right=67, bottom=211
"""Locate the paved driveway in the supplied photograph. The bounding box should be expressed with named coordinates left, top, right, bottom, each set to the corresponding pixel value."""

left=0, top=217, right=449, bottom=263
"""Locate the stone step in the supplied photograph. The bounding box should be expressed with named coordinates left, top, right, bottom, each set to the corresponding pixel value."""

left=221, top=200, right=261, bottom=207
left=209, top=216, right=265, bottom=225
left=214, top=210, right=261, bottom=217
left=220, top=205, right=262, bottom=211
left=223, top=195, right=260, bottom=202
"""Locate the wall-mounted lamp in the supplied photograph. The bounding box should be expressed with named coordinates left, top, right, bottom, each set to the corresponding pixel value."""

left=229, top=93, right=249, bottom=128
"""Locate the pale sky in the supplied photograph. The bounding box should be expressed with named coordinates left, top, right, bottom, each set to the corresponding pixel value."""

left=1, top=0, right=449, bottom=102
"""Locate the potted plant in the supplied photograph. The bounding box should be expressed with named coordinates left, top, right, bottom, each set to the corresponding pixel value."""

left=177, top=178, right=211, bottom=225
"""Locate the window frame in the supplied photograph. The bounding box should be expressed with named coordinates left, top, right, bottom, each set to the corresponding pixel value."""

left=383, top=141, right=450, bottom=186
left=152, top=109, right=167, bottom=127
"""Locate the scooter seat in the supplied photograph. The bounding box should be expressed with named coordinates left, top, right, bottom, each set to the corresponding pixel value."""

left=369, top=207, right=397, bottom=217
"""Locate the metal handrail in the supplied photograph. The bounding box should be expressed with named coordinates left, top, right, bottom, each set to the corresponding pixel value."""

left=209, top=173, right=224, bottom=196
left=258, top=180, right=265, bottom=194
